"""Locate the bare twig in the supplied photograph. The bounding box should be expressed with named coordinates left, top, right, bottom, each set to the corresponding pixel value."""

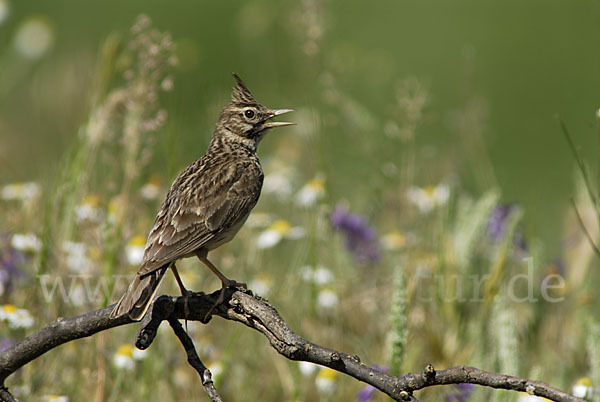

left=0, top=289, right=582, bottom=402
left=168, top=317, right=223, bottom=402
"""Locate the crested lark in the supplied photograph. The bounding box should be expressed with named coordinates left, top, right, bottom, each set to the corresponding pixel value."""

left=110, top=73, right=294, bottom=320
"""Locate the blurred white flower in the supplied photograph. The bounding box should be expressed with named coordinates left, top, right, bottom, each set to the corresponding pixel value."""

left=11, top=233, right=42, bottom=253
left=14, top=16, right=54, bottom=59
left=315, top=367, right=338, bottom=394
left=0, top=0, right=10, bottom=25
left=300, top=265, right=333, bottom=285
left=317, top=288, right=338, bottom=309
left=126, top=235, right=146, bottom=265
left=0, top=304, right=34, bottom=329
left=75, top=195, right=103, bottom=223
left=140, top=176, right=162, bottom=200
left=1, top=182, right=40, bottom=202
left=43, top=396, right=69, bottom=402
left=208, top=361, right=224, bottom=382
left=114, top=344, right=135, bottom=370
left=313, top=267, right=333, bottom=285
left=296, top=176, right=325, bottom=206
left=249, top=273, right=273, bottom=297
left=572, top=378, right=592, bottom=399
left=62, top=241, right=95, bottom=273
left=263, top=171, right=293, bottom=199
left=67, top=284, right=87, bottom=307
left=517, top=394, right=552, bottom=402
left=298, top=361, right=318, bottom=376
left=407, top=184, right=449, bottom=214
left=245, top=212, right=272, bottom=228
left=256, top=219, right=305, bottom=249
left=132, top=347, right=148, bottom=360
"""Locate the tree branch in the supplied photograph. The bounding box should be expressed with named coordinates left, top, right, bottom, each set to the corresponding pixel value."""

left=0, top=289, right=581, bottom=402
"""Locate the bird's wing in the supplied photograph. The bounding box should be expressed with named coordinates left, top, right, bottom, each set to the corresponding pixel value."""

left=136, top=157, right=263, bottom=276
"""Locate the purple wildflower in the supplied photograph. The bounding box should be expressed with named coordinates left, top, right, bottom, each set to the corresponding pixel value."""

left=487, top=204, right=527, bottom=255
left=447, top=383, right=475, bottom=402
left=331, top=205, right=380, bottom=265
left=0, top=234, right=26, bottom=297
left=357, top=365, right=387, bottom=402
left=0, top=337, right=14, bottom=353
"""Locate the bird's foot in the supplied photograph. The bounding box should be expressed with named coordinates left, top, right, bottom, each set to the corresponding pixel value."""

left=181, top=289, right=193, bottom=331
left=203, top=279, right=247, bottom=322
left=223, top=279, right=247, bottom=290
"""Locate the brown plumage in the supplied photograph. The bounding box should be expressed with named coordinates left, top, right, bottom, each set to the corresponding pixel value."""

left=110, top=74, right=294, bottom=320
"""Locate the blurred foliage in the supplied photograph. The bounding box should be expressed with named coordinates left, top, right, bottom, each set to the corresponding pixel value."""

left=1, top=1, right=600, bottom=401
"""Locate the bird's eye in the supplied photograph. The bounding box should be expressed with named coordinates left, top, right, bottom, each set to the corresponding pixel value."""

left=244, top=109, right=255, bottom=119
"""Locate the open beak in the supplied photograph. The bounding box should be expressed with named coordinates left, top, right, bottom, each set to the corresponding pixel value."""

left=263, top=109, right=295, bottom=129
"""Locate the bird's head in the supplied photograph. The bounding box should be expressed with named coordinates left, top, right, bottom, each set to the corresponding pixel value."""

left=216, top=73, right=294, bottom=149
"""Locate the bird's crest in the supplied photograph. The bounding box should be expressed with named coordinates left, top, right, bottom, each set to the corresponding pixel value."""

left=231, top=73, right=257, bottom=105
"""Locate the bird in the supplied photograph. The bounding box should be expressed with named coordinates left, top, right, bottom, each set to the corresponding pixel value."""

left=110, top=73, right=294, bottom=320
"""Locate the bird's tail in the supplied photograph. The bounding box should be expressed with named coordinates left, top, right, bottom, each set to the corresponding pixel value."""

left=110, top=265, right=169, bottom=321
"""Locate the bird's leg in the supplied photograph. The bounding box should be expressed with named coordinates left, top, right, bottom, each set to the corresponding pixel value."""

left=196, top=252, right=246, bottom=320
left=170, top=263, right=191, bottom=327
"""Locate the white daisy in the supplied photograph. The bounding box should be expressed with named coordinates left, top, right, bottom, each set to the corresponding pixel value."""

left=43, top=396, right=69, bottom=402
left=11, top=233, right=42, bottom=253
left=1, top=182, right=40, bottom=201
left=256, top=219, right=305, bottom=249
left=298, top=361, right=318, bottom=376
left=62, top=241, right=95, bottom=273
left=113, top=344, right=135, bottom=370
left=317, top=289, right=338, bottom=309
left=13, top=17, right=54, bottom=59
left=126, top=236, right=146, bottom=265
left=296, top=176, right=325, bottom=206
left=140, top=176, right=162, bottom=200
left=75, top=195, right=103, bottom=223
left=406, top=184, right=449, bottom=214
left=0, top=304, right=34, bottom=329
left=572, top=378, right=592, bottom=399
left=315, top=367, right=338, bottom=394
left=249, top=273, right=273, bottom=297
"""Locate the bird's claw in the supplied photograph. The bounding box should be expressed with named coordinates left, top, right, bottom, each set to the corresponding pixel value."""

left=202, top=279, right=246, bottom=321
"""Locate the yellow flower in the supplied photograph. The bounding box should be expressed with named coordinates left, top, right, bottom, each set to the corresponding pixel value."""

left=44, top=396, right=69, bottom=402
left=381, top=231, right=407, bottom=250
